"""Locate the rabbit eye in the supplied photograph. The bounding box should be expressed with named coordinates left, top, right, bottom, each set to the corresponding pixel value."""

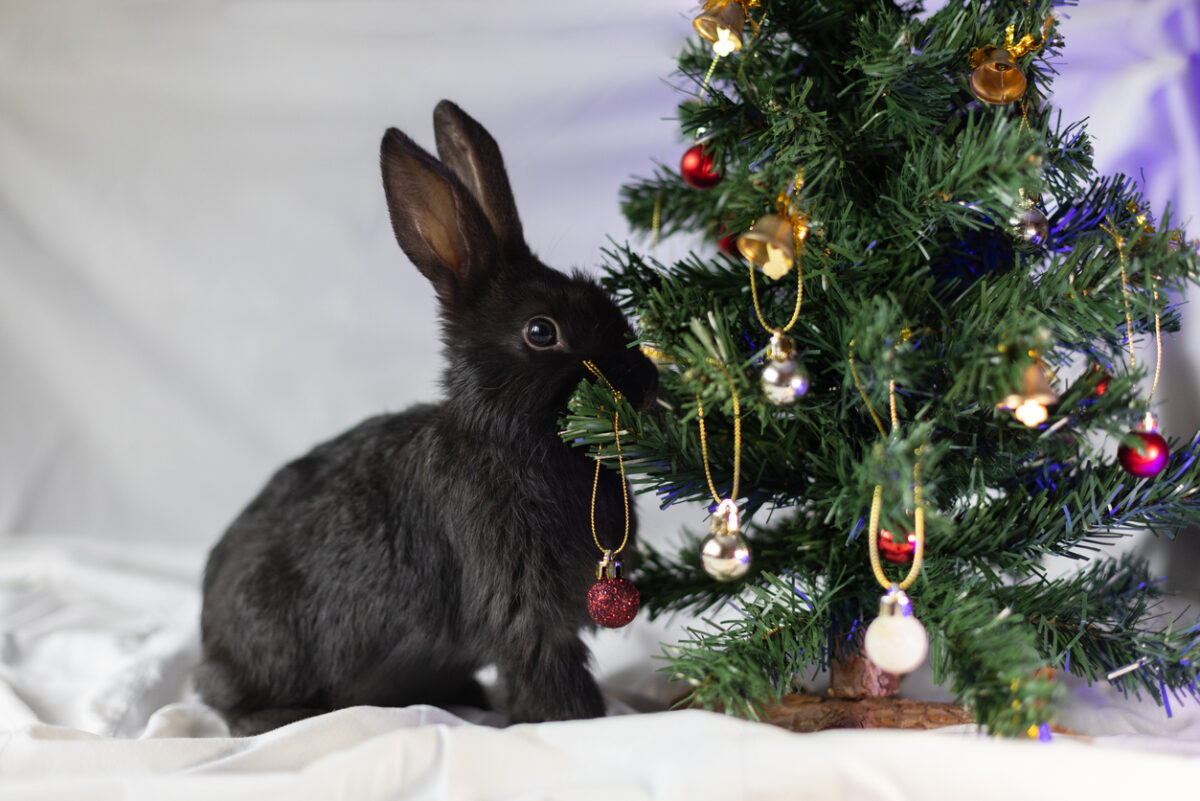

left=523, top=316, right=559, bottom=349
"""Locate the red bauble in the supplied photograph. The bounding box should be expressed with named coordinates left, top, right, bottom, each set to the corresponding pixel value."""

left=1118, top=431, right=1169, bottom=478
left=879, top=528, right=916, bottom=564
left=717, top=232, right=739, bottom=256
left=1090, top=365, right=1112, bottom=397
left=587, top=578, right=640, bottom=628
left=680, top=143, right=722, bottom=190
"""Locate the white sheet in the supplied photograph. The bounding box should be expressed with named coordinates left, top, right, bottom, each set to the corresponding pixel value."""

left=1, top=533, right=1198, bottom=801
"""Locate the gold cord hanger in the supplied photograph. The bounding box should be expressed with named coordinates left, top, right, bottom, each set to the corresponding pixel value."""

left=696, top=368, right=750, bottom=581
left=1100, top=216, right=1171, bottom=477
left=740, top=167, right=811, bottom=405
left=848, top=341, right=925, bottom=591
left=848, top=339, right=929, bottom=674
left=581, top=360, right=639, bottom=628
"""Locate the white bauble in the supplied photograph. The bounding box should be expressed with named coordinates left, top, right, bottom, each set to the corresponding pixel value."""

left=864, top=613, right=928, bottom=674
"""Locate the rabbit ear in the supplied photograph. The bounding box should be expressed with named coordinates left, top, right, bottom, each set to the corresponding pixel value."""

left=380, top=127, right=498, bottom=303
left=432, top=100, right=528, bottom=258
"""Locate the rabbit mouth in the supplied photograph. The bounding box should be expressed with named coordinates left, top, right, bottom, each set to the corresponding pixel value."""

left=598, top=354, right=659, bottom=414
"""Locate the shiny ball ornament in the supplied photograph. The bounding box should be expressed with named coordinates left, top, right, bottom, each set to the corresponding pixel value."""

left=1118, top=417, right=1170, bottom=478
left=680, top=143, right=723, bottom=190
left=969, top=46, right=1027, bottom=104
left=1089, top=364, right=1112, bottom=398
left=760, top=333, right=808, bottom=405
left=587, top=555, right=639, bottom=628
left=761, top=357, right=809, bottom=405
left=700, top=530, right=751, bottom=582
left=700, top=500, right=751, bottom=582
left=1010, top=205, right=1049, bottom=252
left=864, top=588, right=928, bottom=674
left=878, top=528, right=916, bottom=564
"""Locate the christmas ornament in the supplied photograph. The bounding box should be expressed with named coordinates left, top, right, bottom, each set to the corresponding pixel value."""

left=968, top=46, right=1026, bottom=105
left=741, top=167, right=810, bottom=404
left=1010, top=203, right=1049, bottom=252
left=696, top=372, right=750, bottom=581
left=716, top=230, right=739, bottom=256
left=759, top=332, right=809, bottom=405
left=1118, top=413, right=1169, bottom=478
left=864, top=586, right=929, bottom=674
left=878, top=528, right=916, bottom=564
left=850, top=347, right=929, bottom=675
left=738, top=214, right=797, bottom=279
left=997, top=362, right=1057, bottom=427
left=582, top=361, right=639, bottom=628
left=968, top=20, right=1054, bottom=105
left=587, top=551, right=640, bottom=628
left=680, top=143, right=723, bottom=190
left=1089, top=364, right=1112, bottom=397
left=1103, top=216, right=1169, bottom=479
left=700, top=499, right=751, bottom=582
left=737, top=166, right=810, bottom=279
left=692, top=0, right=748, bottom=57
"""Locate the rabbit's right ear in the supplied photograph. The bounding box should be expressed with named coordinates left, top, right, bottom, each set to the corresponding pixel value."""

left=380, top=128, right=498, bottom=304
left=432, top=101, right=527, bottom=259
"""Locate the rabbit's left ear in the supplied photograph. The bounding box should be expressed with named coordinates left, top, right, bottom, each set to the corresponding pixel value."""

left=433, top=100, right=528, bottom=258
left=380, top=127, right=498, bottom=306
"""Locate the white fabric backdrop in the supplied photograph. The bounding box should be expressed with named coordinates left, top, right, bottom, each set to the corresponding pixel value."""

left=2, top=2, right=1200, bottom=796
left=0, top=0, right=1197, bottom=549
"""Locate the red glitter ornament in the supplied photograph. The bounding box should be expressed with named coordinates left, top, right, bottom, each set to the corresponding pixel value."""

left=1118, top=430, right=1169, bottom=478
left=587, top=577, right=640, bottom=628
left=680, top=143, right=723, bottom=190
left=878, top=528, right=916, bottom=564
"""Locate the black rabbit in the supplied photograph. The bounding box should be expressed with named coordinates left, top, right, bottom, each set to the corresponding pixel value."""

left=197, top=100, right=658, bottom=736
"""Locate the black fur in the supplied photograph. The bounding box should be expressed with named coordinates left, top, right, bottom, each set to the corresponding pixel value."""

left=197, top=101, right=658, bottom=736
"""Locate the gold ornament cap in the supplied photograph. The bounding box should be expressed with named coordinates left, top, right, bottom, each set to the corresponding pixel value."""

left=969, top=46, right=1027, bottom=105
left=595, top=550, right=624, bottom=581
left=766, top=331, right=795, bottom=361
left=693, top=2, right=745, bottom=57
left=737, top=213, right=794, bottom=279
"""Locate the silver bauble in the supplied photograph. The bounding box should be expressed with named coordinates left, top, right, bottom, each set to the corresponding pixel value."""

left=1010, top=206, right=1049, bottom=252
left=699, top=529, right=751, bottom=581
left=761, top=357, right=809, bottom=405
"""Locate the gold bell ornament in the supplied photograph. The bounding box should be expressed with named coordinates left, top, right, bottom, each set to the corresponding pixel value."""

left=969, top=46, right=1026, bottom=105
left=997, top=361, right=1058, bottom=427
left=737, top=213, right=796, bottom=280
left=968, top=20, right=1053, bottom=105
left=693, top=1, right=755, bottom=57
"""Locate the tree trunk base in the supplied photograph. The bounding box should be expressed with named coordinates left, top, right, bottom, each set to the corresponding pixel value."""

left=761, top=692, right=975, bottom=733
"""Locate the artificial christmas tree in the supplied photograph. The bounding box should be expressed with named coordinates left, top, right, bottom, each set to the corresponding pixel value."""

left=566, top=0, right=1200, bottom=736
